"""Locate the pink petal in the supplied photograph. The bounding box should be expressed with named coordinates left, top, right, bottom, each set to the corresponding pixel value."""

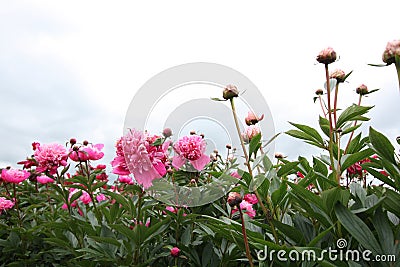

left=153, top=161, right=167, bottom=176
left=132, top=168, right=160, bottom=189
left=172, top=156, right=186, bottom=170
left=190, top=154, right=210, bottom=171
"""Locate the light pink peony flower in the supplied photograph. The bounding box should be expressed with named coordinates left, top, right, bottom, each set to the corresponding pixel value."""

left=34, top=143, right=68, bottom=175
left=230, top=171, right=241, bottom=179
left=232, top=200, right=256, bottom=218
left=111, top=138, right=131, bottom=175
left=36, top=175, right=55, bottom=184
left=172, top=135, right=210, bottom=171
left=0, top=197, right=14, bottom=213
left=1, top=168, right=30, bottom=183
left=245, top=125, right=261, bottom=141
left=382, top=40, right=400, bottom=65
left=121, top=129, right=170, bottom=189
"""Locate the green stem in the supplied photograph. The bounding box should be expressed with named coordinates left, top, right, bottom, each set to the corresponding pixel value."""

left=229, top=98, right=269, bottom=217
left=324, top=64, right=338, bottom=183
left=395, top=62, right=400, bottom=93
left=238, top=207, right=254, bottom=267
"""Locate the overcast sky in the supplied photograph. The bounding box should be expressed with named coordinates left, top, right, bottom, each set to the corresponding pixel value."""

left=1, top=1, right=399, bottom=178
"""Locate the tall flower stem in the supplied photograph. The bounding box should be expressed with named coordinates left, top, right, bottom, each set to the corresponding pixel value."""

left=324, top=64, right=338, bottom=183
left=229, top=98, right=279, bottom=243
left=333, top=83, right=339, bottom=128
left=238, top=207, right=254, bottom=267
left=395, top=62, right=400, bottom=92
left=319, top=96, right=327, bottom=118
left=229, top=98, right=268, bottom=217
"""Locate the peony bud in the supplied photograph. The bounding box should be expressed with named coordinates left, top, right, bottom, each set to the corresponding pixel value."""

left=316, top=47, right=337, bottom=64
left=69, top=138, right=77, bottom=145
left=274, top=152, right=284, bottom=159
left=329, top=69, right=346, bottom=83
left=170, top=247, right=180, bottom=257
left=162, top=128, right=172, bottom=138
left=245, top=125, right=261, bottom=141
left=315, top=89, right=324, bottom=95
left=223, top=84, right=239, bottom=100
left=245, top=111, right=264, bottom=126
left=356, top=84, right=368, bottom=95
left=382, top=40, right=400, bottom=65
left=227, top=192, right=242, bottom=207
left=83, top=140, right=89, bottom=146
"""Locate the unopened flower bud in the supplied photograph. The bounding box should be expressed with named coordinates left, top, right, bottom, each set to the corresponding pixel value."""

left=356, top=84, right=368, bottom=95
left=170, top=247, right=180, bottom=257
left=83, top=140, right=89, bottom=146
left=245, top=125, right=261, bottom=141
left=316, top=47, right=337, bottom=64
left=223, top=84, right=239, bottom=100
left=227, top=192, right=242, bottom=207
left=382, top=40, right=400, bottom=65
left=190, top=130, right=196, bottom=135
left=213, top=149, right=218, bottom=154
left=69, top=138, right=77, bottom=145
left=162, top=128, right=172, bottom=138
left=72, top=145, right=79, bottom=151
left=226, top=144, right=232, bottom=149
left=274, top=152, right=284, bottom=159
left=200, top=133, right=205, bottom=139
left=330, top=69, right=346, bottom=83
left=245, top=111, right=264, bottom=126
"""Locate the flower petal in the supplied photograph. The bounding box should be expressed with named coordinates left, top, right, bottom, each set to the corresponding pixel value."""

left=190, top=154, right=210, bottom=171
left=172, top=156, right=186, bottom=170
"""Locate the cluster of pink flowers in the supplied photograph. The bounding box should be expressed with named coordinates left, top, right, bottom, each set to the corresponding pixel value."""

left=0, top=197, right=14, bottom=214
left=347, top=158, right=371, bottom=178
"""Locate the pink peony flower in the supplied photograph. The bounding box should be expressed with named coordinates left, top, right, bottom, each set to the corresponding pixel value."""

left=244, top=193, right=258, bottom=205
left=17, top=158, right=36, bottom=169
left=232, top=200, right=256, bottom=218
left=95, top=164, right=106, bottom=170
left=245, top=125, right=261, bottom=141
left=316, top=47, right=337, bottom=64
left=118, top=175, right=134, bottom=185
left=96, top=193, right=107, bottom=202
left=34, top=143, right=68, bottom=175
left=165, top=206, right=177, bottom=213
left=36, top=175, right=55, bottom=184
left=80, top=191, right=92, bottom=205
left=69, top=144, right=104, bottom=162
left=122, top=129, right=170, bottom=189
left=245, top=111, right=264, bottom=126
left=0, top=197, right=14, bottom=213
left=170, top=247, right=180, bottom=257
left=111, top=138, right=131, bottom=175
left=230, top=171, right=241, bottom=179
left=1, top=168, right=30, bottom=183
left=172, top=135, right=210, bottom=171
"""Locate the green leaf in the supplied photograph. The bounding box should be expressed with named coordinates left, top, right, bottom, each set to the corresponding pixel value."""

left=334, top=202, right=383, bottom=256
left=277, top=161, right=299, bottom=177
left=369, top=127, right=396, bottom=164
left=340, top=148, right=374, bottom=171
left=372, top=208, right=395, bottom=255
left=249, top=132, right=261, bottom=157
left=336, top=105, right=373, bottom=129
left=288, top=122, right=324, bottom=147
left=319, top=116, right=330, bottom=137
left=321, top=187, right=350, bottom=214
left=103, top=191, right=131, bottom=214
left=272, top=220, right=306, bottom=245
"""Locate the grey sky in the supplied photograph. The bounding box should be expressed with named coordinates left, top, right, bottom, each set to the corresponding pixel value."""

left=1, top=1, right=399, bottom=178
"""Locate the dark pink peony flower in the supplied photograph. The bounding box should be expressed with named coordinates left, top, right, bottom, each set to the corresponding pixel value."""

left=1, top=168, right=30, bottom=183
left=232, top=200, right=256, bottom=218
left=170, top=246, right=180, bottom=257
left=17, top=158, right=37, bottom=169
left=80, top=191, right=92, bottom=205
left=172, top=135, right=210, bottom=171
left=96, top=194, right=107, bottom=202
left=36, top=175, right=55, bottom=184
left=118, top=175, right=134, bottom=185
left=34, top=143, right=68, bottom=175
left=111, top=138, right=131, bottom=175
left=244, top=193, right=258, bottom=205
left=0, top=197, right=14, bottom=213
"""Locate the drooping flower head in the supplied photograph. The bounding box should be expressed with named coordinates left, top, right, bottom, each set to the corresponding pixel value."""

left=245, top=111, right=264, bottom=126
left=316, top=47, right=337, bottom=64
left=382, top=40, right=400, bottom=65
left=172, top=135, right=210, bottom=171
left=1, top=168, right=30, bottom=184
left=34, top=143, right=68, bottom=175
left=0, top=197, right=14, bottom=214
left=122, top=129, right=169, bottom=189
